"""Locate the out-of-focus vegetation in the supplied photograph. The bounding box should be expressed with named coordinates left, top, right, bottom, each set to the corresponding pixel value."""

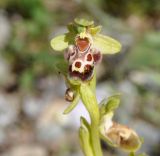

left=102, top=0, right=160, bottom=17
left=0, top=0, right=160, bottom=156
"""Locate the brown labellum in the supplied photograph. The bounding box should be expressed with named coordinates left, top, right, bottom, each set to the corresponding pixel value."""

left=64, top=36, right=102, bottom=81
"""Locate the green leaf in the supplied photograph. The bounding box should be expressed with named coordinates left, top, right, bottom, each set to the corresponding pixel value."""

left=100, top=94, right=121, bottom=117
left=63, top=92, right=80, bottom=114
left=74, top=18, right=94, bottom=27
left=93, top=34, right=122, bottom=54
left=50, top=35, right=68, bottom=51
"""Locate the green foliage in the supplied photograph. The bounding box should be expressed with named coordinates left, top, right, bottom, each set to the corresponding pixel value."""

left=19, top=69, right=35, bottom=91
left=1, top=0, right=56, bottom=91
left=126, top=31, right=160, bottom=70
left=102, top=0, right=160, bottom=17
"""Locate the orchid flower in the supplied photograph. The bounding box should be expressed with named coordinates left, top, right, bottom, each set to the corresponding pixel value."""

left=50, top=18, right=144, bottom=156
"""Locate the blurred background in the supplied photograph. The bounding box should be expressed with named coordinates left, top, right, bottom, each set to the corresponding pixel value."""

left=0, top=0, right=160, bottom=156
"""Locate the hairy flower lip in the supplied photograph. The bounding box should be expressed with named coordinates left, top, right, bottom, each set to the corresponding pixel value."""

left=69, top=65, right=94, bottom=81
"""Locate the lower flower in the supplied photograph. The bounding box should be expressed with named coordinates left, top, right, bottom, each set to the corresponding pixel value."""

left=99, top=113, right=142, bottom=152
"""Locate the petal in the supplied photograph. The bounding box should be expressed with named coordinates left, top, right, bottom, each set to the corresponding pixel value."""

left=50, top=35, right=68, bottom=51
left=93, top=34, right=121, bottom=54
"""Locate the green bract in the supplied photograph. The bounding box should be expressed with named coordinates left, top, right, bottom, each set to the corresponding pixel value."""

left=99, top=94, right=121, bottom=117
left=63, top=92, right=80, bottom=114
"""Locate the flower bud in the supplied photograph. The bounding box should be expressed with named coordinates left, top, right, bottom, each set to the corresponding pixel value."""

left=65, top=88, right=74, bottom=102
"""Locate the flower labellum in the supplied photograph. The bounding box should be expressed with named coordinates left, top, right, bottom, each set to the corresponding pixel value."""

left=65, top=34, right=102, bottom=81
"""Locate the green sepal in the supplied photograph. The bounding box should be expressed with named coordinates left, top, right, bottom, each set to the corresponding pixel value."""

left=93, top=34, right=122, bottom=54
left=100, top=94, right=121, bottom=117
left=50, top=34, right=68, bottom=51
left=89, top=25, right=102, bottom=36
left=74, top=18, right=94, bottom=27
left=63, top=92, right=80, bottom=114
left=79, top=117, right=94, bottom=156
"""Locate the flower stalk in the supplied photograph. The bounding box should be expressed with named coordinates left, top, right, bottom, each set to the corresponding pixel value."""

left=80, top=83, right=102, bottom=156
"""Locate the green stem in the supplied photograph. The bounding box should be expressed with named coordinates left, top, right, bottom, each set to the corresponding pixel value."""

left=80, top=83, right=103, bottom=156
